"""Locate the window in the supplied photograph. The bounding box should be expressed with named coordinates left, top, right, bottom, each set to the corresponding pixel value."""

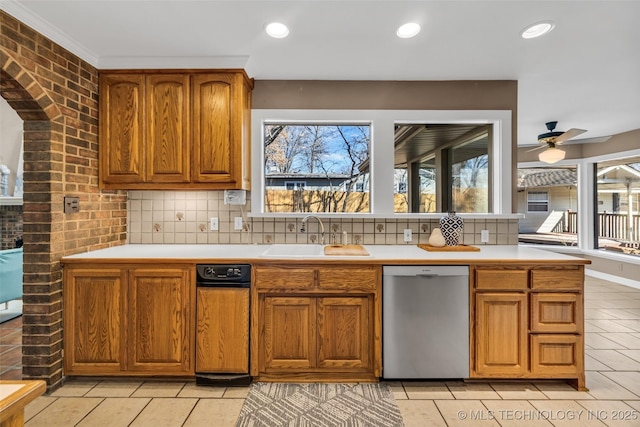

left=263, top=123, right=370, bottom=213
left=596, top=156, right=640, bottom=257
left=252, top=109, right=513, bottom=216
left=517, top=166, right=578, bottom=247
left=284, top=181, right=306, bottom=190
left=527, top=191, right=549, bottom=212
left=449, top=132, right=490, bottom=213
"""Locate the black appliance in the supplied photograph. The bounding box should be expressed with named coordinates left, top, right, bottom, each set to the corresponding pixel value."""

left=195, top=264, right=251, bottom=386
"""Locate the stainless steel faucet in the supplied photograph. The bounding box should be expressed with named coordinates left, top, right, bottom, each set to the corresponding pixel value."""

left=300, top=215, right=325, bottom=244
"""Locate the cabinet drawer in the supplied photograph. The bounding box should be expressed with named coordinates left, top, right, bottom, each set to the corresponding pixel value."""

left=531, top=268, right=583, bottom=290
left=475, top=269, right=528, bottom=290
left=531, top=334, right=581, bottom=376
left=317, top=267, right=378, bottom=290
left=254, top=267, right=315, bottom=289
left=531, top=293, right=582, bottom=333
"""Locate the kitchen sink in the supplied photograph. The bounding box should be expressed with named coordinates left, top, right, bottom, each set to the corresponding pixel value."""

left=260, top=244, right=325, bottom=258
left=260, top=244, right=370, bottom=258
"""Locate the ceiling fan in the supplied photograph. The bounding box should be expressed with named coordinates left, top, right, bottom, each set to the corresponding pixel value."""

left=529, top=121, right=587, bottom=164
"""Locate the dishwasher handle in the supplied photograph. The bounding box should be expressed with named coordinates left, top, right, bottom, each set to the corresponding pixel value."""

left=416, top=273, right=439, bottom=279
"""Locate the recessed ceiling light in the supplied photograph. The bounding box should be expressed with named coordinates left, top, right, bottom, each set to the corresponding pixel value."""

left=266, top=22, right=289, bottom=38
left=397, top=23, right=421, bottom=39
left=521, top=21, right=555, bottom=39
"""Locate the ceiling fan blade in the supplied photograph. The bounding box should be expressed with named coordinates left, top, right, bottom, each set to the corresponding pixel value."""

left=563, top=135, right=612, bottom=145
left=526, top=145, right=547, bottom=153
left=555, top=128, right=587, bottom=144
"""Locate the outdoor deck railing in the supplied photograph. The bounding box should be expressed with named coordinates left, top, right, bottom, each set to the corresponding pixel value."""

left=555, top=211, right=639, bottom=241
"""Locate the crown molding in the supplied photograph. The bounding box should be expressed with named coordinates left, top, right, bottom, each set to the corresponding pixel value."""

left=97, top=55, right=250, bottom=70
left=1, top=0, right=99, bottom=66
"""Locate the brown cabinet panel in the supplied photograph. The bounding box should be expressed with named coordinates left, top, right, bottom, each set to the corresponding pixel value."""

left=192, top=73, right=234, bottom=183
left=531, top=335, right=581, bottom=376
left=263, top=297, right=316, bottom=371
left=64, top=268, right=126, bottom=374
left=254, top=266, right=316, bottom=289
left=531, top=267, right=583, bottom=290
left=317, top=267, right=378, bottom=290
left=196, top=288, right=249, bottom=373
left=99, top=74, right=145, bottom=184
left=476, top=268, right=528, bottom=290
left=99, top=70, right=252, bottom=189
left=317, top=297, right=370, bottom=370
left=146, top=74, right=190, bottom=182
left=531, top=293, right=582, bottom=333
left=475, top=292, right=528, bottom=376
left=128, top=268, right=192, bottom=374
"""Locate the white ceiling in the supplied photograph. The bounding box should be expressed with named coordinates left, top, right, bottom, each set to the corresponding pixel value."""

left=2, top=0, right=639, bottom=147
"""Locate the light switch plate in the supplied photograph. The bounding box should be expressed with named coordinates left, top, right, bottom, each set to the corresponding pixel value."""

left=234, top=217, right=244, bottom=231
left=403, top=229, right=412, bottom=242
left=481, top=229, right=489, bottom=243
left=210, top=217, right=219, bottom=231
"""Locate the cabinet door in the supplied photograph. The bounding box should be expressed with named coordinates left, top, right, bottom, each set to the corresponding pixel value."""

left=128, top=268, right=193, bottom=374
left=196, top=288, right=249, bottom=373
left=317, top=297, right=370, bottom=371
left=192, top=73, right=244, bottom=185
left=146, top=74, right=190, bottom=183
left=64, top=268, right=126, bottom=374
left=475, top=292, right=528, bottom=376
left=263, top=296, right=316, bottom=371
left=99, top=74, right=145, bottom=184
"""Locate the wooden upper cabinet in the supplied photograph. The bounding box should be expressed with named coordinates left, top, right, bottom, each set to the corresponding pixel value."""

left=146, top=74, right=190, bottom=183
left=99, top=70, right=252, bottom=189
left=192, top=73, right=233, bottom=183
left=99, top=74, right=145, bottom=184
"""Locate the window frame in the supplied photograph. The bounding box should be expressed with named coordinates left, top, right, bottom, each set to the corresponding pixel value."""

left=251, top=109, right=513, bottom=217
left=526, top=191, right=550, bottom=213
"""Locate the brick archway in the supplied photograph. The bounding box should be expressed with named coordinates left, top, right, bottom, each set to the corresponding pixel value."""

left=1, top=53, right=67, bottom=388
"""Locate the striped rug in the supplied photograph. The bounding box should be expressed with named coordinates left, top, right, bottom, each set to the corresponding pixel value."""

left=235, top=382, right=404, bottom=427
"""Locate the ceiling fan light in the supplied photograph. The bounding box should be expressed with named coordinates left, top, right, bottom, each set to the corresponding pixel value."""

left=521, top=21, right=555, bottom=39
left=397, top=23, right=421, bottom=38
left=266, top=22, right=289, bottom=38
left=538, top=147, right=566, bottom=164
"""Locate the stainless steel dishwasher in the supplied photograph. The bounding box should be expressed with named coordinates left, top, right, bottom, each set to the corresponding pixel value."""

left=382, top=265, right=470, bottom=379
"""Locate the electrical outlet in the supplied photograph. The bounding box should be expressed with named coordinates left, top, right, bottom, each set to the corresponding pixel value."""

left=403, top=229, right=413, bottom=242
left=481, top=229, right=489, bottom=243
left=210, top=217, right=219, bottom=231
left=234, top=217, right=244, bottom=231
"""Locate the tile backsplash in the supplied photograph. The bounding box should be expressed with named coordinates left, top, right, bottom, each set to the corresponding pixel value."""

left=127, top=191, right=519, bottom=245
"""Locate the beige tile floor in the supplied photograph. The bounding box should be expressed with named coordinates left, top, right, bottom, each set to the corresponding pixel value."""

left=15, top=276, right=640, bottom=426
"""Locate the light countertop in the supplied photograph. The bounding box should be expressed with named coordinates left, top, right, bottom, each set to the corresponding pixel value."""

left=61, top=244, right=590, bottom=265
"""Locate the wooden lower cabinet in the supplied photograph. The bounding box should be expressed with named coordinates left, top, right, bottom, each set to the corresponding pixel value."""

left=128, top=268, right=192, bottom=374
left=64, top=268, right=127, bottom=374
left=475, top=292, right=528, bottom=376
left=472, top=265, right=586, bottom=390
left=254, top=264, right=380, bottom=381
left=64, top=265, right=194, bottom=376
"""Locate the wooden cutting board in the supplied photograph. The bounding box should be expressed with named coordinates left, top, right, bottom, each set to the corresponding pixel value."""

left=418, top=243, right=480, bottom=252
left=324, top=244, right=370, bottom=256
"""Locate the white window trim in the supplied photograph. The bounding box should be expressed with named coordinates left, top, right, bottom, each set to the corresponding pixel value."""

left=251, top=109, right=513, bottom=217
left=518, top=147, right=640, bottom=254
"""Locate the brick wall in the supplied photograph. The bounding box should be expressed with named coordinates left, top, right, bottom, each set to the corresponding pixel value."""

left=0, top=205, right=22, bottom=249
left=0, top=11, right=127, bottom=390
